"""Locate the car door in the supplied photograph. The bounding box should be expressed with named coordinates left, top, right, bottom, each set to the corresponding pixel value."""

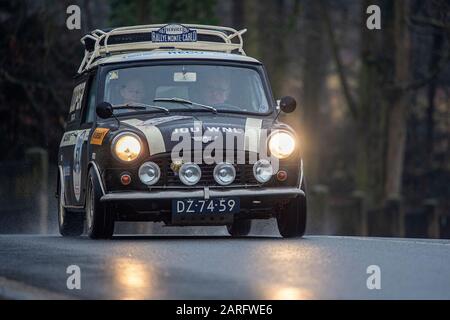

left=60, top=78, right=87, bottom=207
left=74, top=72, right=98, bottom=207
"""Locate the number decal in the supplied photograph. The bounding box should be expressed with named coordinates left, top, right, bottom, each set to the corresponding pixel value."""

left=186, top=200, right=194, bottom=213
left=177, top=201, right=185, bottom=212
left=228, top=199, right=236, bottom=211
left=219, top=199, right=226, bottom=212
left=72, top=130, right=89, bottom=202
left=198, top=200, right=205, bottom=212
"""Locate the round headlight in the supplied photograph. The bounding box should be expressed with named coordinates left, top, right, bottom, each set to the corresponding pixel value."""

left=268, top=130, right=296, bottom=159
left=112, top=133, right=142, bottom=162
left=138, top=162, right=160, bottom=186
left=213, top=162, right=236, bottom=186
left=179, top=163, right=201, bottom=186
left=253, top=159, right=273, bottom=183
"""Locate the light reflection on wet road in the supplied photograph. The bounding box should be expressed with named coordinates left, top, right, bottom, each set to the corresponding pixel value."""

left=0, top=235, right=449, bottom=299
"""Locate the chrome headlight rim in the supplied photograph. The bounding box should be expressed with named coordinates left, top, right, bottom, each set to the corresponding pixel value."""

left=268, top=129, right=296, bottom=159
left=111, top=131, right=142, bottom=163
left=213, top=162, right=236, bottom=186
left=179, top=162, right=202, bottom=186
left=138, top=161, right=161, bottom=186
left=253, top=159, right=274, bottom=184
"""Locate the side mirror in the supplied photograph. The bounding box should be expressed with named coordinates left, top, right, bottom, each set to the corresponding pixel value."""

left=96, top=102, right=113, bottom=119
left=279, top=96, right=297, bottom=113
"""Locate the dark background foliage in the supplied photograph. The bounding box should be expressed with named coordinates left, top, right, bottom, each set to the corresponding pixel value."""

left=0, top=0, right=448, bottom=234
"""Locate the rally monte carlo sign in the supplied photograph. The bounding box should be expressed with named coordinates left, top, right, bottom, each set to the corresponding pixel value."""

left=151, top=24, right=198, bottom=42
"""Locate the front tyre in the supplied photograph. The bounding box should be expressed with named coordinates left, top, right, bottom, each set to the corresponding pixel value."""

left=86, top=167, right=114, bottom=239
left=276, top=196, right=307, bottom=238
left=227, top=219, right=252, bottom=237
left=57, top=176, right=84, bottom=237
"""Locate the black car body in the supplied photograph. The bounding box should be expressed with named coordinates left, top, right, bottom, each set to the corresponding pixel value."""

left=57, top=24, right=306, bottom=239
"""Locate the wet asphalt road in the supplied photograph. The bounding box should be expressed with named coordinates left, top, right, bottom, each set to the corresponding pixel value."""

left=0, top=234, right=450, bottom=299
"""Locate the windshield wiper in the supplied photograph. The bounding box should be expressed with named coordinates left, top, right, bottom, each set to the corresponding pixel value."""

left=154, top=97, right=217, bottom=114
left=113, top=102, right=170, bottom=114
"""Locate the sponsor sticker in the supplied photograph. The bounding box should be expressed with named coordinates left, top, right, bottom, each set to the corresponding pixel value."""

left=109, top=71, right=119, bottom=80
left=63, top=166, right=71, bottom=177
left=69, top=82, right=86, bottom=113
left=73, top=130, right=88, bottom=201
left=90, top=128, right=110, bottom=145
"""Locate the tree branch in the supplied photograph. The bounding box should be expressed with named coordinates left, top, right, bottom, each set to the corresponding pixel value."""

left=0, top=69, right=67, bottom=112
left=318, top=0, right=358, bottom=119
left=409, top=16, right=450, bottom=30
left=400, top=58, right=449, bottom=92
left=393, top=16, right=450, bottom=92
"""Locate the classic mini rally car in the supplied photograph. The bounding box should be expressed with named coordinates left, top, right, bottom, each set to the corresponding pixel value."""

left=57, top=24, right=306, bottom=239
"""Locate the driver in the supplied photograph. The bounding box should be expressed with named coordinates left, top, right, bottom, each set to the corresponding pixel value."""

left=119, top=79, right=145, bottom=104
left=201, top=74, right=231, bottom=106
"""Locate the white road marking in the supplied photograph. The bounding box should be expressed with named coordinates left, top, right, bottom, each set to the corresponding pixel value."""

left=308, top=235, right=450, bottom=247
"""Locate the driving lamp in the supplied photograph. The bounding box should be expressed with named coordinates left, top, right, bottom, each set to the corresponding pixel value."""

left=253, top=159, right=273, bottom=184
left=213, top=163, right=236, bottom=186
left=179, top=163, right=202, bottom=186
left=138, top=162, right=161, bottom=186
left=268, top=130, right=296, bottom=159
left=112, top=133, right=142, bottom=162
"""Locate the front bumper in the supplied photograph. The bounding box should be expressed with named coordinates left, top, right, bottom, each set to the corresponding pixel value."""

left=101, top=186, right=305, bottom=225
left=100, top=186, right=305, bottom=202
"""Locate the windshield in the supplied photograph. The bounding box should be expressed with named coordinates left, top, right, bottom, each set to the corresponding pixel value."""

left=103, top=64, right=271, bottom=114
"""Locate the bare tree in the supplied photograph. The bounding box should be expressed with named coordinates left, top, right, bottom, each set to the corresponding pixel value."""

left=321, top=0, right=449, bottom=206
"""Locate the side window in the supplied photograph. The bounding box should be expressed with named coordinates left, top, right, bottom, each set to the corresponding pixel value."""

left=68, top=81, right=86, bottom=123
left=82, top=74, right=97, bottom=124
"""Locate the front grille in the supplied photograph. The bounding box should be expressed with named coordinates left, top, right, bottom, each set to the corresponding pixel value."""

left=104, top=153, right=300, bottom=191
left=152, top=155, right=260, bottom=187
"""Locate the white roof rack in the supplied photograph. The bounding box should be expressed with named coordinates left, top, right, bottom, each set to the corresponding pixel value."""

left=78, top=24, right=247, bottom=74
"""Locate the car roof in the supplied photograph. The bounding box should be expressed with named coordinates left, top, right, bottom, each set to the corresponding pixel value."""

left=90, top=50, right=261, bottom=68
